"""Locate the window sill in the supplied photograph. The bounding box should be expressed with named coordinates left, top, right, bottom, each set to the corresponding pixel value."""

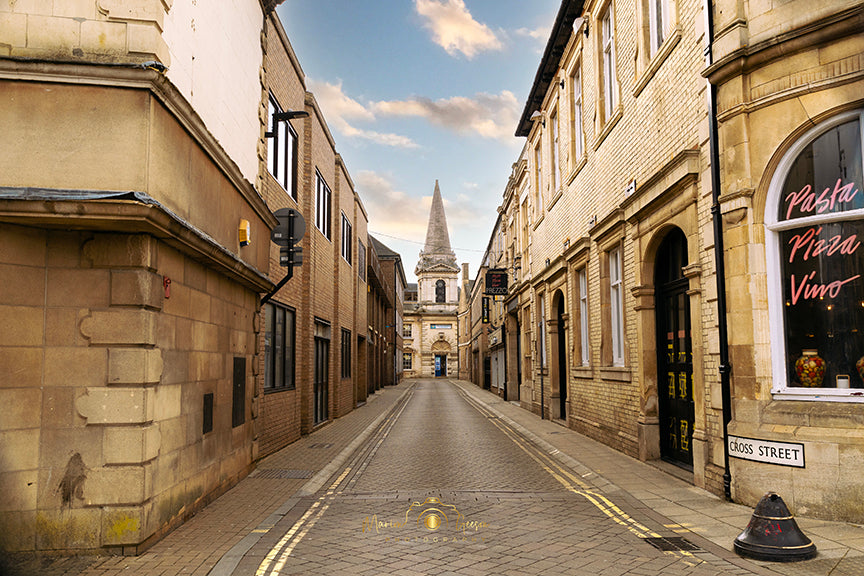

left=573, top=366, right=592, bottom=379
left=264, top=386, right=297, bottom=395
left=771, top=387, right=864, bottom=403
left=593, top=106, right=623, bottom=151
left=566, top=154, right=588, bottom=186
left=600, top=366, right=631, bottom=382
left=548, top=187, right=564, bottom=210
left=633, top=28, right=682, bottom=98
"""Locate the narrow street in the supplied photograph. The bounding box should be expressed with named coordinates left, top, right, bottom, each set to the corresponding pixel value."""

left=228, top=380, right=757, bottom=576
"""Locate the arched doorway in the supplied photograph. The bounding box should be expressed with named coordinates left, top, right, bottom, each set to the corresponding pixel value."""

left=655, top=228, right=693, bottom=469
left=432, top=339, right=451, bottom=377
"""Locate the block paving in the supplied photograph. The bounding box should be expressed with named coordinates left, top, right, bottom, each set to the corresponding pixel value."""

left=4, top=379, right=864, bottom=576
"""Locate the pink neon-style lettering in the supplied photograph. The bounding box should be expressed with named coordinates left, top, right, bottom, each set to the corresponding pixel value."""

left=785, top=179, right=859, bottom=220
left=790, top=272, right=861, bottom=305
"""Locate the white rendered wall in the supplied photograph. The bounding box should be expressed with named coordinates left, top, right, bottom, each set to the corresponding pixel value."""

left=163, top=0, right=262, bottom=183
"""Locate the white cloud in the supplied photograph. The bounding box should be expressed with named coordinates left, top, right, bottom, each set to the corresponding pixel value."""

left=373, top=91, right=520, bottom=142
left=309, top=79, right=419, bottom=149
left=414, top=0, right=503, bottom=59
left=355, top=171, right=430, bottom=240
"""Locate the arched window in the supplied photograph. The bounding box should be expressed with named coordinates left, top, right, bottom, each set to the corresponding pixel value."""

left=766, top=109, right=864, bottom=400
left=435, top=279, right=446, bottom=303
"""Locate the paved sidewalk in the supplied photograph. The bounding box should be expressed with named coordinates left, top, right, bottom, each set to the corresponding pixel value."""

left=450, top=379, right=864, bottom=576
left=1, top=382, right=414, bottom=576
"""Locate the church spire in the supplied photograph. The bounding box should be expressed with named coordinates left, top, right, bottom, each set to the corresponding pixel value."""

left=416, top=180, right=458, bottom=276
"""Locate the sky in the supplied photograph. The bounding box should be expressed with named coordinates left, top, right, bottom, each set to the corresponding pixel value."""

left=276, top=0, right=561, bottom=284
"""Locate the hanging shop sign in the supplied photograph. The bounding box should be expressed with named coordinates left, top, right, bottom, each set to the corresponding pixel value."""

left=482, top=296, right=490, bottom=323
left=727, top=435, right=805, bottom=468
left=485, top=268, right=508, bottom=295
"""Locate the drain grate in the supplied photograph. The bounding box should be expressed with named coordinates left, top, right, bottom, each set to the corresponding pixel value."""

left=308, top=443, right=334, bottom=449
left=643, top=537, right=700, bottom=552
left=253, top=469, right=314, bottom=479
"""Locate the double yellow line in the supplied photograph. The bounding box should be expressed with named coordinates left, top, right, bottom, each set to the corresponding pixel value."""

left=256, top=387, right=414, bottom=576
left=458, top=389, right=703, bottom=567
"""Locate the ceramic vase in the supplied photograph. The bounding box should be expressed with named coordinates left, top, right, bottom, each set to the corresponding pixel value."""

left=795, top=349, right=825, bottom=387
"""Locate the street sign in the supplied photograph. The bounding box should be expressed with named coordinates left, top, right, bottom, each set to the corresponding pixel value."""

left=485, top=268, right=508, bottom=295
left=272, top=208, right=306, bottom=271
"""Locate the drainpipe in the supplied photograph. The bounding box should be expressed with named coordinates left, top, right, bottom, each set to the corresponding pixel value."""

left=705, top=0, right=733, bottom=501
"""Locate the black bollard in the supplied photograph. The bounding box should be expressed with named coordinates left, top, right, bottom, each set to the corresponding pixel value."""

left=733, top=492, right=817, bottom=562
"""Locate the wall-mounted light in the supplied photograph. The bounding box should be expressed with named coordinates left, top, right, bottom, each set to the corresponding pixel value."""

left=239, top=219, right=251, bottom=247
left=573, top=17, right=589, bottom=37
left=265, top=109, right=310, bottom=138
left=530, top=110, right=545, bottom=128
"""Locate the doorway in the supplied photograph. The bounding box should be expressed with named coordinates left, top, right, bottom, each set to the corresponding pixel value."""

left=555, top=293, right=567, bottom=420
left=655, top=229, right=693, bottom=469
left=314, top=336, right=329, bottom=425
left=435, top=354, right=447, bottom=377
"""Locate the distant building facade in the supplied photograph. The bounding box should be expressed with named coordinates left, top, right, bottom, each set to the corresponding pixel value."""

left=403, top=182, right=460, bottom=378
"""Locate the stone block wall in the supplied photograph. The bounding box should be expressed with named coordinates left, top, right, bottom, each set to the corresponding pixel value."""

left=0, top=225, right=257, bottom=552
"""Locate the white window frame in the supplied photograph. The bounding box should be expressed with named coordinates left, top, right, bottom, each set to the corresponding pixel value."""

left=403, top=323, right=412, bottom=338
left=550, top=107, right=559, bottom=193
left=538, top=294, right=547, bottom=368
left=600, top=3, right=619, bottom=122
left=609, top=246, right=624, bottom=366
left=579, top=267, right=589, bottom=365
left=534, top=143, right=544, bottom=209
left=315, top=171, right=331, bottom=240
left=766, top=109, right=864, bottom=402
left=648, top=0, right=669, bottom=56
left=571, top=65, right=584, bottom=162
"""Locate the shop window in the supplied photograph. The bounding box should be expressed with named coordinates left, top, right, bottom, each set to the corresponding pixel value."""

left=264, top=303, right=296, bottom=391
left=766, top=110, right=864, bottom=400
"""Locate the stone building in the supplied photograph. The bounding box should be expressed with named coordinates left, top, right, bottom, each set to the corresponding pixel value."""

left=494, top=0, right=722, bottom=493
left=482, top=0, right=864, bottom=524
left=0, top=0, right=372, bottom=554
left=706, top=0, right=864, bottom=521
left=403, top=182, right=460, bottom=378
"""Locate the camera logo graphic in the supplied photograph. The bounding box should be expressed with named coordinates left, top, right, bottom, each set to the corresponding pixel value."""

left=405, top=497, right=462, bottom=532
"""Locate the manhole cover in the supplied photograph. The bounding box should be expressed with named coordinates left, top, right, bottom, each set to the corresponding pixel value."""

left=253, top=469, right=314, bottom=479
left=643, top=537, right=700, bottom=552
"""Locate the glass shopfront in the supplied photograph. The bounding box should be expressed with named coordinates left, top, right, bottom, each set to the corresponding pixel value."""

left=767, top=110, right=864, bottom=397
